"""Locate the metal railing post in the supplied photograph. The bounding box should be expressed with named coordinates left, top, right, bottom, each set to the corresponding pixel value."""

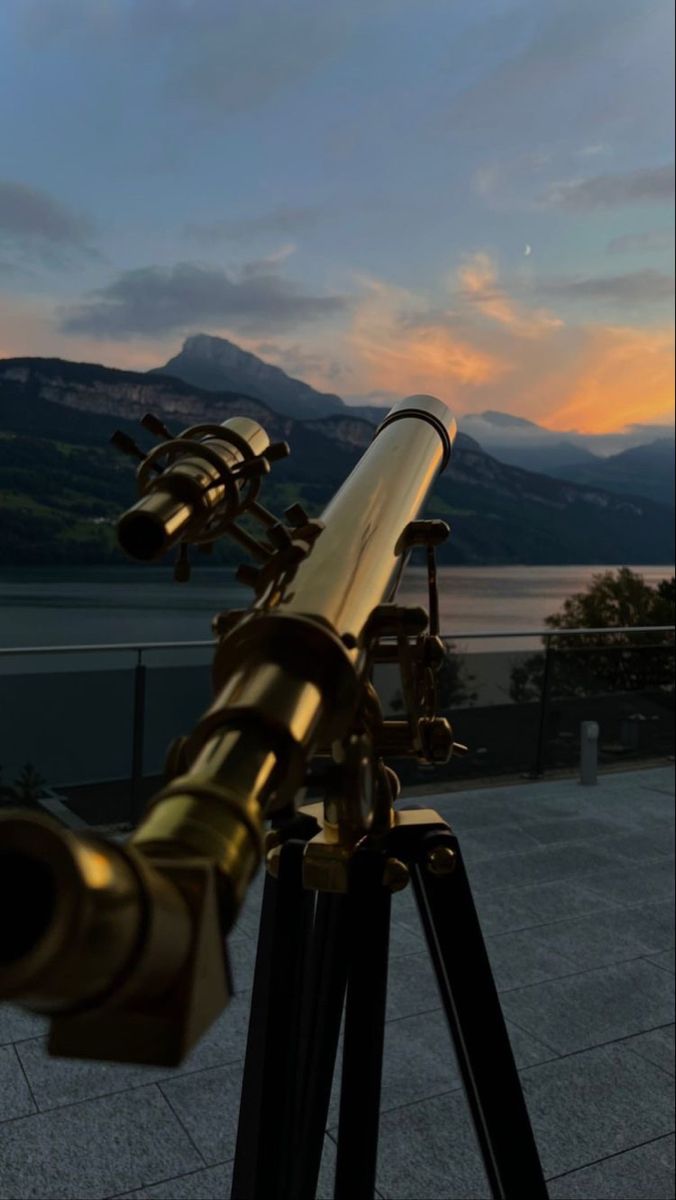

left=130, top=649, right=147, bottom=823
left=532, top=634, right=553, bottom=778
left=580, top=721, right=599, bottom=785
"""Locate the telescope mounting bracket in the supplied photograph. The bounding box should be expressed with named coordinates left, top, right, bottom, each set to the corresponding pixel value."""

left=112, top=411, right=325, bottom=583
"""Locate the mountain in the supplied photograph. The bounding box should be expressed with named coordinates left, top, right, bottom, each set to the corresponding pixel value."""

left=157, top=333, right=343, bottom=420
left=155, top=333, right=386, bottom=424
left=0, top=355, right=674, bottom=567
left=460, top=410, right=601, bottom=472
left=550, top=438, right=676, bottom=509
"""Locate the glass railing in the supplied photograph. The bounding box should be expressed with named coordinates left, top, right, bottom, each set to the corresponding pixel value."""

left=0, top=626, right=673, bottom=825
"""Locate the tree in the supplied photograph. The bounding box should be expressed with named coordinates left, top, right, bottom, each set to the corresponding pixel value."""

left=509, top=568, right=675, bottom=701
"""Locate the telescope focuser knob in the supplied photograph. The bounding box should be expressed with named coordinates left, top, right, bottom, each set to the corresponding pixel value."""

left=140, top=413, right=173, bottom=440
left=263, top=441, right=290, bottom=462
left=236, top=563, right=262, bottom=589
left=422, top=635, right=447, bottom=668
left=234, top=457, right=270, bottom=481
left=284, top=502, right=310, bottom=527
left=418, top=716, right=455, bottom=764
left=267, top=522, right=293, bottom=550
left=111, top=431, right=148, bottom=464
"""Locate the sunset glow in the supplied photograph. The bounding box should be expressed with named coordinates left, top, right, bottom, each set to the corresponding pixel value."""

left=0, top=1, right=672, bottom=438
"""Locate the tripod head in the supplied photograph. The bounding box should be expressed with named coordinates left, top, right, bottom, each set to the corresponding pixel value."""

left=0, top=394, right=464, bottom=1066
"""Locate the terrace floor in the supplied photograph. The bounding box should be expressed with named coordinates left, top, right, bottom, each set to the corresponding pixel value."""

left=0, top=765, right=674, bottom=1200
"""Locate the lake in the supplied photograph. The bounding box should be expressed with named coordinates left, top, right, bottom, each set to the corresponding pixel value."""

left=0, top=564, right=672, bottom=653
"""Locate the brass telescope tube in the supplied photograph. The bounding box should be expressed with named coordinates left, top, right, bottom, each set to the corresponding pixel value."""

left=0, top=395, right=456, bottom=1065
left=131, top=395, right=457, bottom=913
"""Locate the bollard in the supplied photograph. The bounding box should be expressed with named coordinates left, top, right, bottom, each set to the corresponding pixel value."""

left=580, top=720, right=599, bottom=786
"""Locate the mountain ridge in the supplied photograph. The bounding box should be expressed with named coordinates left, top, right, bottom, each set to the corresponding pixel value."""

left=0, top=354, right=673, bottom=568
left=154, top=333, right=386, bottom=424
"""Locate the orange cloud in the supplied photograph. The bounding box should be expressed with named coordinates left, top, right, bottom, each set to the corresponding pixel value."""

left=543, top=324, right=675, bottom=433
left=457, top=252, right=563, bottom=338
left=344, top=276, right=507, bottom=403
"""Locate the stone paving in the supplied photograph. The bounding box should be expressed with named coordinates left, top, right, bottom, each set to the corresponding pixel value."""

left=0, top=765, right=673, bottom=1200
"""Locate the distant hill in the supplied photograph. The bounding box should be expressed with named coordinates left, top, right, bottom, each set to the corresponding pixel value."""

left=549, top=438, right=676, bottom=509
left=154, top=333, right=386, bottom=424
left=0, top=355, right=673, bottom=567
left=460, top=410, right=601, bottom=472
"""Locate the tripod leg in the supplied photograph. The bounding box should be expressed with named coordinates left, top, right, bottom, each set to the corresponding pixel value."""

left=231, top=840, right=313, bottom=1200
left=410, top=830, right=549, bottom=1200
left=291, top=890, right=351, bottom=1200
left=334, top=849, right=391, bottom=1200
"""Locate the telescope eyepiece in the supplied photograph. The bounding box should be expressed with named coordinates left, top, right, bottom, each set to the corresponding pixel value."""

left=118, top=494, right=192, bottom=561
left=0, top=850, right=56, bottom=965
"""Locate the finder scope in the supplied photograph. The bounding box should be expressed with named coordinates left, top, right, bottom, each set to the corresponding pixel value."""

left=117, top=415, right=280, bottom=562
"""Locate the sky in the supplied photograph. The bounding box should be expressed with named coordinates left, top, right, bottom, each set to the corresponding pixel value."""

left=0, top=0, right=673, bottom=434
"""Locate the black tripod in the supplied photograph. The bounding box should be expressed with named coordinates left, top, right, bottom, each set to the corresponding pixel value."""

left=230, top=806, right=549, bottom=1200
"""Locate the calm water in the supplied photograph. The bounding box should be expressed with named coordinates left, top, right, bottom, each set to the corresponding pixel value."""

left=0, top=564, right=672, bottom=652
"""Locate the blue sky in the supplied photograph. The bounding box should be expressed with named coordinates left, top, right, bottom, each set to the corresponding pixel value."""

left=0, top=0, right=673, bottom=432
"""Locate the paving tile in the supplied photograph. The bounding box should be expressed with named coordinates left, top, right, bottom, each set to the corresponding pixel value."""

left=518, top=816, right=626, bottom=845
left=484, top=930, right=578, bottom=992
left=231, top=872, right=264, bottom=941
left=0, top=1085, right=203, bottom=1200
left=228, top=937, right=259, bottom=992
left=328, top=1006, right=551, bottom=1126
left=547, top=1134, right=675, bottom=1199
left=374, top=1043, right=675, bottom=1198
left=646, top=947, right=676, bottom=973
left=456, top=824, right=541, bottom=861
left=592, top=832, right=675, bottom=863
left=159, top=1063, right=243, bottom=1167
left=473, top=879, right=621, bottom=938
left=466, top=843, right=622, bottom=895
left=522, top=1044, right=676, bottom=1177
left=528, top=900, right=674, bottom=970
left=115, top=1135, right=338, bottom=1199
left=387, top=917, right=425, bottom=959
left=500, top=958, right=675, bottom=1054
left=373, top=1088, right=491, bottom=1200
left=386, top=933, right=580, bottom=1024
left=0, top=1044, right=36, bottom=1122
left=116, top=1162, right=232, bottom=1199
left=0, top=1003, right=48, bottom=1046
left=620, top=1025, right=675, bottom=1076
left=15, top=990, right=252, bottom=1113
left=385, top=950, right=444, bottom=1021
left=378, top=1009, right=551, bottom=1117
left=577, top=858, right=675, bottom=906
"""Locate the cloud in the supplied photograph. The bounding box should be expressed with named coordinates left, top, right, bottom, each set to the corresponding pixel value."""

left=185, top=206, right=323, bottom=243
left=541, top=163, right=674, bottom=210
left=539, top=269, right=674, bottom=304
left=542, top=324, right=675, bottom=432
left=0, top=179, right=95, bottom=265
left=59, top=261, right=348, bottom=337
left=344, top=276, right=508, bottom=402
left=239, top=244, right=298, bottom=278
left=457, top=252, right=563, bottom=337
left=607, top=230, right=674, bottom=255
left=336, top=262, right=674, bottom=435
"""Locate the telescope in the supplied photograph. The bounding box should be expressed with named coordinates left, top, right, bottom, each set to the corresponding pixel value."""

left=0, top=396, right=548, bottom=1200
